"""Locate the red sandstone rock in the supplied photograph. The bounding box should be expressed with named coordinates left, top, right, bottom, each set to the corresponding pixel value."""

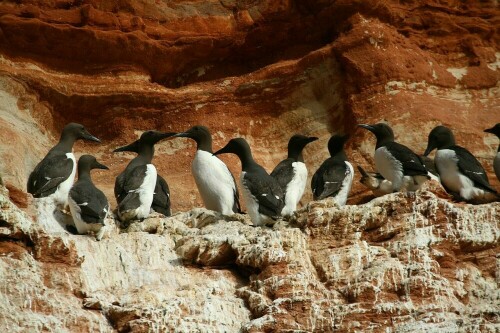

left=0, top=1, right=499, bottom=330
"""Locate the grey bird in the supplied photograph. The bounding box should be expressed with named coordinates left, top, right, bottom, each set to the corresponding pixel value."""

left=311, top=135, right=354, bottom=205
left=114, top=131, right=175, bottom=223
left=424, top=125, right=497, bottom=202
left=68, top=155, right=109, bottom=235
left=270, top=134, right=318, bottom=216
left=358, top=123, right=430, bottom=192
left=27, top=123, right=100, bottom=206
left=214, top=138, right=284, bottom=226
left=113, top=138, right=173, bottom=217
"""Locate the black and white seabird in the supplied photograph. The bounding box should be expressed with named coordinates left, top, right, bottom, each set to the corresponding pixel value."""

left=484, top=123, right=500, bottom=182
left=311, top=135, right=354, bottom=205
left=114, top=131, right=174, bottom=222
left=358, top=155, right=440, bottom=198
left=172, top=126, right=241, bottom=215
left=27, top=123, right=101, bottom=206
left=424, top=125, right=497, bottom=202
left=113, top=138, right=172, bottom=217
left=214, top=138, right=284, bottom=226
left=358, top=123, right=430, bottom=192
left=270, top=134, right=318, bottom=216
left=68, top=155, right=109, bottom=235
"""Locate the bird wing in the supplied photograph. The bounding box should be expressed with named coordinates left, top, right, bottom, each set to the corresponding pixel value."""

left=70, top=183, right=108, bottom=223
left=387, top=142, right=429, bottom=176
left=114, top=172, right=127, bottom=204
left=244, top=172, right=284, bottom=218
left=453, top=146, right=497, bottom=193
left=311, top=158, right=348, bottom=200
left=152, top=175, right=171, bottom=216
left=123, top=165, right=149, bottom=191
left=28, top=153, right=74, bottom=197
left=270, top=159, right=295, bottom=191
left=117, top=165, right=150, bottom=213
left=228, top=169, right=242, bottom=214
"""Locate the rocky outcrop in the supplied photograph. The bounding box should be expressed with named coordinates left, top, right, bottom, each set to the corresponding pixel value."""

left=1, top=182, right=498, bottom=332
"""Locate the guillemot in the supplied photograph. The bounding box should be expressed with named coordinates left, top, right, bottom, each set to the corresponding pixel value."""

left=27, top=123, right=100, bottom=206
left=112, top=136, right=173, bottom=217
left=424, top=125, right=497, bottom=202
left=214, top=138, right=284, bottom=226
left=270, top=134, right=318, bottom=216
left=68, top=155, right=109, bottom=235
left=311, top=135, right=354, bottom=205
left=172, top=126, right=241, bottom=215
left=358, top=123, right=430, bottom=192
left=114, top=131, right=174, bottom=222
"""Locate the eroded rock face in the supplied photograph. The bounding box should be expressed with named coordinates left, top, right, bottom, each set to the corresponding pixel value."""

left=1, top=184, right=498, bottom=332
left=0, top=1, right=499, bottom=331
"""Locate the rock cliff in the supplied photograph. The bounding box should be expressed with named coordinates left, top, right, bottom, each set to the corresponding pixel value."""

left=0, top=0, right=499, bottom=331
left=1, top=183, right=499, bottom=332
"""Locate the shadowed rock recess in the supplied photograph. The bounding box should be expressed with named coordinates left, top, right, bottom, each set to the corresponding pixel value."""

left=0, top=0, right=499, bottom=332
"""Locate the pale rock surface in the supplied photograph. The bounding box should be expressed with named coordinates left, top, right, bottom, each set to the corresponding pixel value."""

left=1, top=182, right=498, bottom=332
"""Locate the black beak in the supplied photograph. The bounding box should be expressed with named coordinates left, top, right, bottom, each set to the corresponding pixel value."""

left=423, top=142, right=436, bottom=157
left=172, top=131, right=191, bottom=139
left=94, top=161, right=109, bottom=170
left=151, top=131, right=176, bottom=145
left=82, top=129, right=101, bottom=143
left=484, top=127, right=494, bottom=134
left=113, top=142, right=137, bottom=153
left=151, top=131, right=174, bottom=143
left=358, top=124, right=375, bottom=133
left=159, top=132, right=177, bottom=139
left=357, top=165, right=369, bottom=177
left=307, top=136, right=319, bottom=143
left=213, top=145, right=231, bottom=156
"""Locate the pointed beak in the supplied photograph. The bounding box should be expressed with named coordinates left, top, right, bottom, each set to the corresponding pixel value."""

left=151, top=131, right=176, bottom=145
left=423, top=142, right=435, bottom=157
left=307, top=136, right=319, bottom=143
left=160, top=132, right=177, bottom=139
left=82, top=130, right=101, bottom=143
left=154, top=132, right=176, bottom=142
left=95, top=161, right=109, bottom=170
left=172, top=132, right=190, bottom=138
left=213, top=145, right=231, bottom=156
left=484, top=127, right=494, bottom=134
left=113, top=142, right=136, bottom=153
left=357, top=165, right=369, bottom=177
left=358, top=124, right=374, bottom=132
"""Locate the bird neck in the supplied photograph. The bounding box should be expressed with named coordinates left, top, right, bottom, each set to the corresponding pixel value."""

left=239, top=152, right=258, bottom=171
left=137, top=145, right=155, bottom=163
left=77, top=168, right=92, bottom=182
left=375, top=137, right=393, bottom=149
left=332, top=150, right=347, bottom=161
left=55, top=135, right=76, bottom=152
left=288, top=148, right=304, bottom=162
left=196, top=137, right=213, bottom=153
